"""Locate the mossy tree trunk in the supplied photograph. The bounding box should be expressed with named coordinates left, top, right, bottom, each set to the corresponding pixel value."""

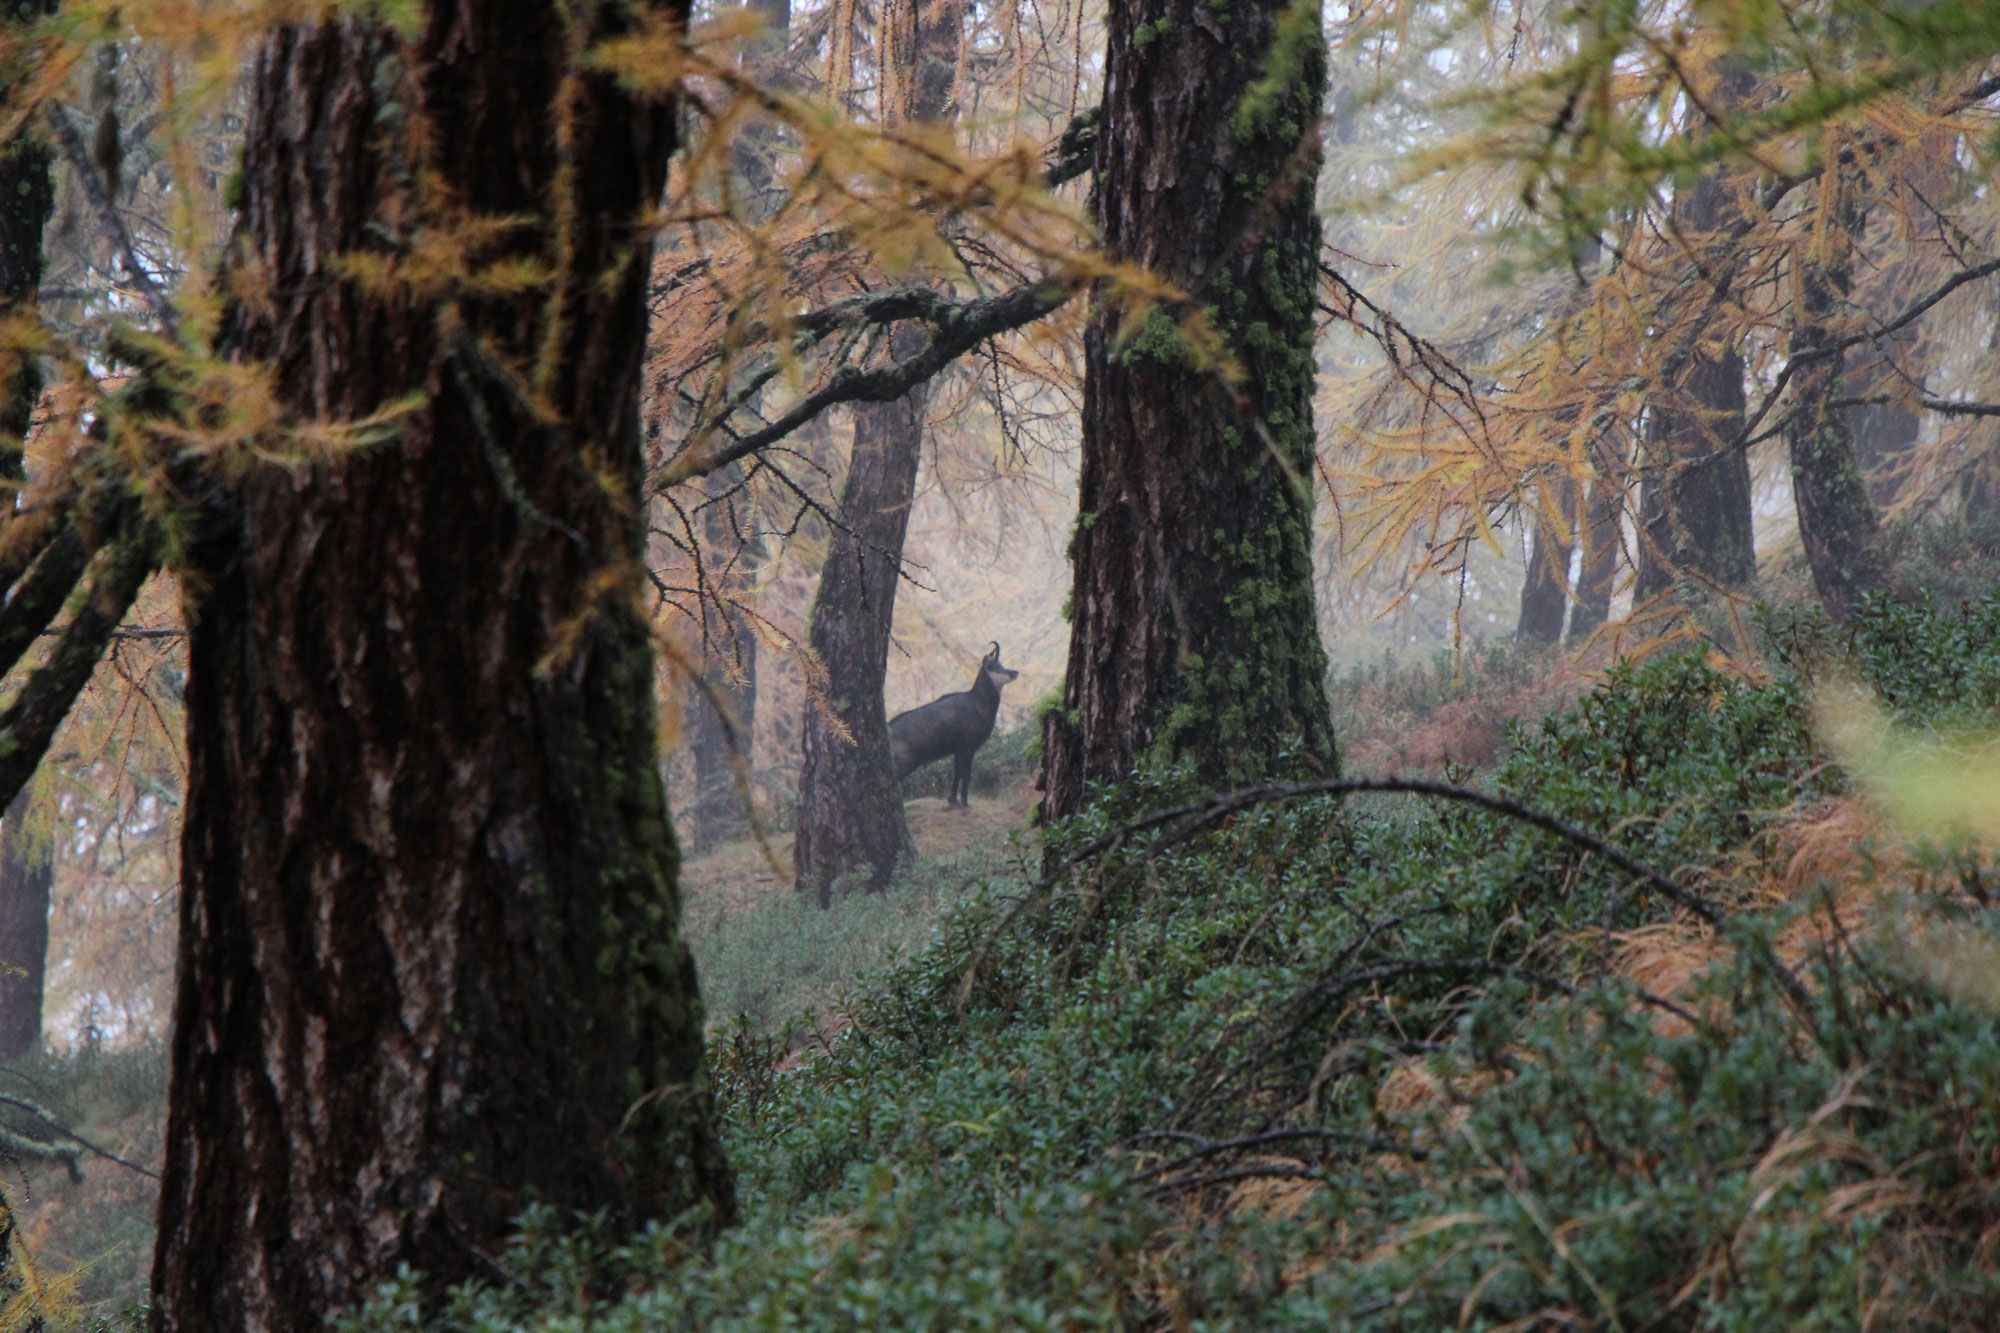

left=1786, top=148, right=1885, bottom=621
left=1040, top=0, right=1335, bottom=819
left=0, top=0, right=57, bottom=1068
left=792, top=0, right=961, bottom=901
left=153, top=8, right=734, bottom=1329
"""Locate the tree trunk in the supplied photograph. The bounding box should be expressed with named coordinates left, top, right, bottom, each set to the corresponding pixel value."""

left=0, top=0, right=57, bottom=1068
left=791, top=0, right=961, bottom=900
left=153, top=10, right=734, bottom=1329
left=1786, top=153, right=1884, bottom=621
left=1635, top=66, right=1757, bottom=604
left=0, top=789, right=49, bottom=1062
left=1566, top=458, right=1624, bottom=645
left=1040, top=0, right=1335, bottom=819
left=1634, top=336, right=1756, bottom=601
left=793, top=353, right=925, bottom=902
left=1515, top=477, right=1574, bottom=645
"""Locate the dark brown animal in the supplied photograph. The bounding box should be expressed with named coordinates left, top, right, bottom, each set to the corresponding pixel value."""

left=889, top=642, right=1019, bottom=807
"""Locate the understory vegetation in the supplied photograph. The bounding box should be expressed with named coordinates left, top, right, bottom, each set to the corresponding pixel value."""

left=324, top=591, right=2000, bottom=1330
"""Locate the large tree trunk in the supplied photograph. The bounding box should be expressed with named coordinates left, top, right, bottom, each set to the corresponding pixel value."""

left=1786, top=152, right=1884, bottom=621
left=791, top=0, right=961, bottom=899
left=1040, top=0, right=1335, bottom=818
left=0, top=0, right=56, bottom=1068
left=153, top=9, right=734, bottom=1329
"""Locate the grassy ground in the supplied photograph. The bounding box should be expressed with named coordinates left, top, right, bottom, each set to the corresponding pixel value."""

left=682, top=779, right=1042, bottom=1031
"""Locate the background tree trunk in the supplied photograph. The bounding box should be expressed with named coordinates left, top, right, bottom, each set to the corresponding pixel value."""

left=792, top=0, right=961, bottom=899
left=0, top=789, right=50, bottom=1062
left=153, top=9, right=733, bottom=1328
left=1040, top=0, right=1335, bottom=819
left=1634, top=338, right=1757, bottom=601
left=1566, top=459, right=1624, bottom=645
left=1786, top=152, right=1885, bottom=621
left=1635, top=65, right=1758, bottom=604
left=1515, top=477, right=1575, bottom=645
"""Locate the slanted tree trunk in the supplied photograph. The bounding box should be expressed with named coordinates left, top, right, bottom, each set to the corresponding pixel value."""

left=792, top=0, right=961, bottom=900
left=1515, top=477, right=1575, bottom=645
left=1786, top=147, right=1884, bottom=621
left=1040, top=0, right=1335, bottom=819
left=153, top=9, right=734, bottom=1328
left=0, top=0, right=57, bottom=1067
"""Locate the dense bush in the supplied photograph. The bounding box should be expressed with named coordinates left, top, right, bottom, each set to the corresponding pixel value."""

left=341, top=599, right=2000, bottom=1331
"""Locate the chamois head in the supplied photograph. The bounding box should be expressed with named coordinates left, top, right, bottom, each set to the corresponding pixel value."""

left=981, top=641, right=1019, bottom=693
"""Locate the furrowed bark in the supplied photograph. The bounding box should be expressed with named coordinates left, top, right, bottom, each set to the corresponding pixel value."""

left=1041, top=0, right=1336, bottom=819
left=154, top=8, right=733, bottom=1329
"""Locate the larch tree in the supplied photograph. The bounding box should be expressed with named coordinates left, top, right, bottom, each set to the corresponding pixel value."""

left=0, top=0, right=738, bottom=1325
left=792, top=0, right=964, bottom=901
left=1040, top=0, right=1336, bottom=817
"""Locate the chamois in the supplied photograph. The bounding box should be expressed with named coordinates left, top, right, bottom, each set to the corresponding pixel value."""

left=888, top=642, right=1020, bottom=808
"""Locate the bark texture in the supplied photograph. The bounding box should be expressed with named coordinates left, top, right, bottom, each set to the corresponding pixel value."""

left=792, top=0, right=960, bottom=899
left=1041, top=0, right=1335, bottom=818
left=154, top=9, right=733, bottom=1330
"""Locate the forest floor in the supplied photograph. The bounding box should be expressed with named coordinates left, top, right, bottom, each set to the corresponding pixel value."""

left=680, top=775, right=1043, bottom=1033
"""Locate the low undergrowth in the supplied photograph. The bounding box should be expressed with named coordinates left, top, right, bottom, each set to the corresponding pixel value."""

left=351, top=593, right=2000, bottom=1327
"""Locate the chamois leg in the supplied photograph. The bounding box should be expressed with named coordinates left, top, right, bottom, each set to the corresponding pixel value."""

left=951, top=752, right=972, bottom=807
